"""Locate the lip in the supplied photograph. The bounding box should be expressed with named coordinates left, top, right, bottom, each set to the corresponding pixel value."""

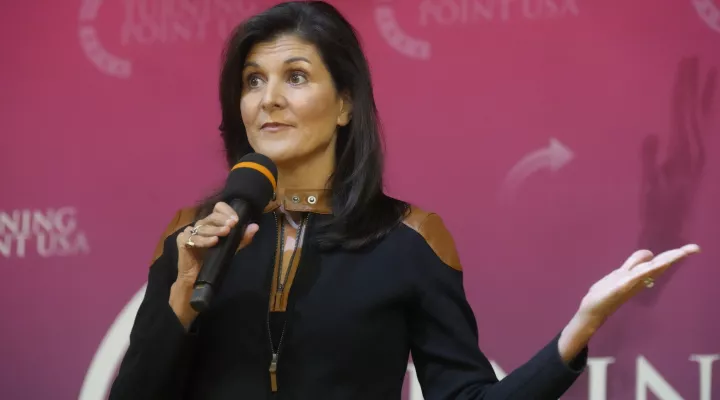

left=261, top=122, right=292, bottom=132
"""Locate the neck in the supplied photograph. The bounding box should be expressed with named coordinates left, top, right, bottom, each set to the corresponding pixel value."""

left=276, top=151, right=335, bottom=191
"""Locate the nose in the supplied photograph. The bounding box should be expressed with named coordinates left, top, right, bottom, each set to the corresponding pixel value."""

left=260, top=78, right=287, bottom=112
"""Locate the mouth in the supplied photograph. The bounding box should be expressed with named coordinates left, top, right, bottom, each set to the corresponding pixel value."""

left=261, top=122, right=292, bottom=132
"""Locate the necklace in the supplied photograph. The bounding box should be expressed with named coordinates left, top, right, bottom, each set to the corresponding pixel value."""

left=275, top=213, right=307, bottom=303
left=267, top=211, right=309, bottom=393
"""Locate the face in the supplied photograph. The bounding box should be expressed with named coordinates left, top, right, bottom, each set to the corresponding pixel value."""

left=240, top=34, right=352, bottom=167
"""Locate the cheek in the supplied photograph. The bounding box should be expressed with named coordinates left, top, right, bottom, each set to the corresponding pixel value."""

left=291, top=93, right=340, bottom=134
left=239, top=97, right=253, bottom=122
left=240, top=96, right=261, bottom=148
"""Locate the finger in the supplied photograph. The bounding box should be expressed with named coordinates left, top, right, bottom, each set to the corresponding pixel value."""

left=177, top=225, right=221, bottom=247
left=213, top=202, right=238, bottom=220
left=649, top=244, right=701, bottom=266
left=630, top=245, right=699, bottom=278
left=238, top=223, right=259, bottom=249
left=651, top=244, right=701, bottom=277
left=195, top=215, right=237, bottom=237
left=182, top=233, right=219, bottom=249
left=681, top=243, right=701, bottom=254
left=194, top=223, right=232, bottom=238
left=621, top=249, right=654, bottom=270
left=177, top=226, right=194, bottom=247
left=199, top=212, right=236, bottom=228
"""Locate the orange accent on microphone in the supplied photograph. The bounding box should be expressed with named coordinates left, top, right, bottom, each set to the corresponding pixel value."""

left=232, top=161, right=277, bottom=192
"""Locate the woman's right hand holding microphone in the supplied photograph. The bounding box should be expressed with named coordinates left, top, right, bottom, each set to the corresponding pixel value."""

left=170, top=202, right=259, bottom=329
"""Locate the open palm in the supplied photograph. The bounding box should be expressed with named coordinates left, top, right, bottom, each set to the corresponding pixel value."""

left=577, top=244, right=700, bottom=323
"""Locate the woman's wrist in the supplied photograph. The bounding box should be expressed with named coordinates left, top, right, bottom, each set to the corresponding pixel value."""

left=169, top=280, right=199, bottom=330
left=557, top=312, right=602, bottom=363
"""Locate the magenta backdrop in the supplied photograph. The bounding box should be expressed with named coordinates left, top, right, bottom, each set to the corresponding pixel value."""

left=2, top=1, right=719, bottom=399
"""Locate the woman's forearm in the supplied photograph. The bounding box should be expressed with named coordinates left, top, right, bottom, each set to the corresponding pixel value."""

left=558, top=313, right=601, bottom=363
left=169, top=280, right=199, bottom=330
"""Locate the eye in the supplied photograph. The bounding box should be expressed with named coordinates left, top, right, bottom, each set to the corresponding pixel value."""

left=246, top=74, right=263, bottom=88
left=289, top=71, right=308, bottom=86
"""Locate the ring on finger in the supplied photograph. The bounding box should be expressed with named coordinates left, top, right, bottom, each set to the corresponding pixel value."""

left=190, top=224, right=204, bottom=236
left=643, top=277, right=655, bottom=288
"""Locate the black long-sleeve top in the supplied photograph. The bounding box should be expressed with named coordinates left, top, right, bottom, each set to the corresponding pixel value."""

left=109, top=189, right=587, bottom=400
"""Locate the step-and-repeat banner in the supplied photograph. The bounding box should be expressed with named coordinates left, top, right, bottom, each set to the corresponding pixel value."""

left=2, top=1, right=718, bottom=399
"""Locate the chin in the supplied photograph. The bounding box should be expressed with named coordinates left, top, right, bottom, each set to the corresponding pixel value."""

left=250, top=143, right=301, bottom=166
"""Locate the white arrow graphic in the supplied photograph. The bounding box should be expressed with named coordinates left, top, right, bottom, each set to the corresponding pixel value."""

left=499, top=138, right=574, bottom=200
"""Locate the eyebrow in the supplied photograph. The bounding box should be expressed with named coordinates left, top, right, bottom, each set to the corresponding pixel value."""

left=243, top=57, right=312, bottom=69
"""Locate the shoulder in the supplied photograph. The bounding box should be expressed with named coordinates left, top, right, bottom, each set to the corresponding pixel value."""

left=151, top=206, right=198, bottom=263
left=400, top=205, right=462, bottom=271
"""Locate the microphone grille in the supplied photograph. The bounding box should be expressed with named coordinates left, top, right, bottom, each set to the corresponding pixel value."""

left=223, top=153, right=278, bottom=213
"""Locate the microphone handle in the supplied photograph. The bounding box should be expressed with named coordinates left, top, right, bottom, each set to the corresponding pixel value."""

left=189, top=198, right=252, bottom=313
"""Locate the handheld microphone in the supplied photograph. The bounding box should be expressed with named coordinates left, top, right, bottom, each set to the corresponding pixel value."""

left=189, top=153, right=278, bottom=313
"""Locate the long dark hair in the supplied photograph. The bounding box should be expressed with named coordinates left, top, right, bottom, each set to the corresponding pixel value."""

left=198, top=1, right=409, bottom=250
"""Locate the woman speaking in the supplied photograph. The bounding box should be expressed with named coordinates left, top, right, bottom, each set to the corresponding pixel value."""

left=109, top=1, right=700, bottom=399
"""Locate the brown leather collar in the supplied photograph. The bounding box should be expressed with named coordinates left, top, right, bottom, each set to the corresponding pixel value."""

left=264, top=188, right=332, bottom=214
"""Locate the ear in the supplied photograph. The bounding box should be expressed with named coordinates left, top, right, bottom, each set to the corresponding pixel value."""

left=336, top=92, right=353, bottom=127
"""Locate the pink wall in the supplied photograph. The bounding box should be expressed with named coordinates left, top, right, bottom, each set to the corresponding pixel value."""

left=2, top=0, right=718, bottom=399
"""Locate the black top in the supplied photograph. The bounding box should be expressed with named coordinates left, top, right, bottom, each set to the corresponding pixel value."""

left=109, top=194, right=587, bottom=400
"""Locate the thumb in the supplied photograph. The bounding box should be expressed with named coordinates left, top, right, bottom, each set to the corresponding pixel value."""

left=239, top=223, right=259, bottom=249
